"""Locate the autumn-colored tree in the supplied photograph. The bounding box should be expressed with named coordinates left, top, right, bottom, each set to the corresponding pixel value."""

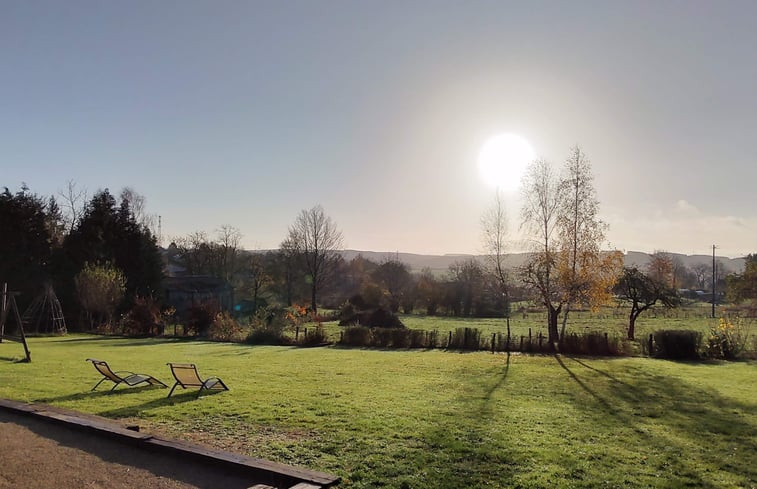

left=556, top=147, right=613, bottom=338
left=647, top=251, right=674, bottom=287
left=521, top=149, right=618, bottom=344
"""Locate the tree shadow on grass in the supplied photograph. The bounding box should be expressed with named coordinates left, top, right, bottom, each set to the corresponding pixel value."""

left=412, top=352, right=517, bottom=488
left=556, top=355, right=757, bottom=487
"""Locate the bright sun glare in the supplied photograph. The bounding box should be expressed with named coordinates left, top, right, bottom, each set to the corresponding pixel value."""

left=478, top=133, right=536, bottom=191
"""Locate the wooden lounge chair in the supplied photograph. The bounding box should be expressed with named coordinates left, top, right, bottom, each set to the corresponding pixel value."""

left=167, top=363, right=229, bottom=398
left=86, top=358, right=167, bottom=392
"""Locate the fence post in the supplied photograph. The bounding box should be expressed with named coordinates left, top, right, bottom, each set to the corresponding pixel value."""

left=528, top=328, right=532, bottom=351
left=448, top=331, right=452, bottom=348
left=538, top=332, right=543, bottom=350
left=340, top=331, right=343, bottom=343
left=520, top=336, right=524, bottom=351
left=296, top=326, right=299, bottom=341
left=648, top=333, right=654, bottom=356
left=492, top=333, right=496, bottom=353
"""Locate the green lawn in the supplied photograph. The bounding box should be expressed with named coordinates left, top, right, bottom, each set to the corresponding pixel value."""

left=1, top=335, right=756, bottom=488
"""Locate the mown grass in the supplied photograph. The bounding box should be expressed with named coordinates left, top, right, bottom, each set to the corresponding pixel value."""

left=1, top=335, right=756, bottom=488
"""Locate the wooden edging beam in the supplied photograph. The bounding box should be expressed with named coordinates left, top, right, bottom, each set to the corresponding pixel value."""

left=0, top=398, right=339, bottom=488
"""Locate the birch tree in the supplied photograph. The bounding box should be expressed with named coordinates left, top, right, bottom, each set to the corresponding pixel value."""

left=520, top=158, right=564, bottom=344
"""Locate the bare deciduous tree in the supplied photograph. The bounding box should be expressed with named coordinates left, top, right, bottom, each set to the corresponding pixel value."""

left=246, top=251, right=271, bottom=313
left=286, top=205, right=343, bottom=312
left=520, top=158, right=565, bottom=344
left=120, top=187, right=157, bottom=235
left=614, top=267, right=680, bottom=340
left=691, top=263, right=709, bottom=290
left=58, top=179, right=87, bottom=233
left=216, top=225, right=243, bottom=283
left=481, top=189, right=511, bottom=316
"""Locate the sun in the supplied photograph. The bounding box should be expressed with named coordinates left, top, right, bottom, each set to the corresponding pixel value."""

left=478, top=133, right=536, bottom=191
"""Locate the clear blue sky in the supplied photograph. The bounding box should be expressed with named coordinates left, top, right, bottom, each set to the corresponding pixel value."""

left=3, top=1, right=756, bottom=257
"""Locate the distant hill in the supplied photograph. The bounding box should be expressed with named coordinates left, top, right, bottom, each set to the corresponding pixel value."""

left=338, top=249, right=745, bottom=276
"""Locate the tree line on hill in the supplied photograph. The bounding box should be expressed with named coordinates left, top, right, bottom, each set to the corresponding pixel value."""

left=3, top=144, right=757, bottom=346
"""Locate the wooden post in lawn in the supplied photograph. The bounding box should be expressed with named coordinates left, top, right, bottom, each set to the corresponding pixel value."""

left=448, top=331, right=452, bottom=348
left=0, top=287, right=31, bottom=362
left=491, top=333, right=496, bottom=353
left=12, top=295, right=31, bottom=362
left=0, top=283, right=6, bottom=343
left=648, top=334, right=654, bottom=356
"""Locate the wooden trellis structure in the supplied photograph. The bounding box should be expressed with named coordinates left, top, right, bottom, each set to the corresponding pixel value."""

left=0, top=283, right=32, bottom=362
left=21, top=284, right=67, bottom=334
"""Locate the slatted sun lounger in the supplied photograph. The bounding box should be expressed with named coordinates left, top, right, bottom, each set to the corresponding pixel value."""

left=86, top=358, right=167, bottom=392
left=166, top=363, right=229, bottom=398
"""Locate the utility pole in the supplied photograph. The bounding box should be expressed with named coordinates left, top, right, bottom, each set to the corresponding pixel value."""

left=711, top=245, right=716, bottom=319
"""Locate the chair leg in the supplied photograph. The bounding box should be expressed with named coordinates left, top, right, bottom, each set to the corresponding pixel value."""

left=92, top=378, right=108, bottom=391
left=167, top=382, right=180, bottom=398
left=109, top=381, right=122, bottom=392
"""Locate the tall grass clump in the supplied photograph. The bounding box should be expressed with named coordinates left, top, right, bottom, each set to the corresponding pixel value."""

left=448, top=327, right=483, bottom=350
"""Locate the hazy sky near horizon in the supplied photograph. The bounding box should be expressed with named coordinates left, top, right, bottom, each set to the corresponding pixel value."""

left=3, top=1, right=756, bottom=257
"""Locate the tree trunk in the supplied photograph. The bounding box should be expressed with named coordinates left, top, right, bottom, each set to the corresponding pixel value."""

left=628, top=310, right=637, bottom=340
left=548, top=306, right=560, bottom=346
left=560, top=303, right=571, bottom=341
left=311, top=285, right=318, bottom=313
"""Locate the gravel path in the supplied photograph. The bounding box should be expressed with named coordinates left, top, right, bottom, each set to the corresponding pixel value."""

left=0, top=411, right=255, bottom=489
